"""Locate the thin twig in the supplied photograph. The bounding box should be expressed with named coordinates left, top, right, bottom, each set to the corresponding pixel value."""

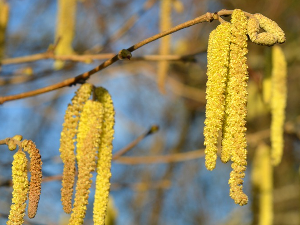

left=0, top=9, right=250, bottom=104
left=0, top=138, right=8, bottom=145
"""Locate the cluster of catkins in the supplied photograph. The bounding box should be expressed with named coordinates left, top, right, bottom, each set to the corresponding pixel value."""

left=59, top=83, right=115, bottom=225
left=203, top=9, right=285, bottom=205
left=7, top=136, right=42, bottom=224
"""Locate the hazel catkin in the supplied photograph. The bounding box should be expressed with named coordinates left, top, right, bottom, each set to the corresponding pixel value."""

left=69, top=100, right=103, bottom=225
left=247, top=16, right=277, bottom=46
left=93, top=87, right=115, bottom=225
left=22, top=140, right=42, bottom=219
left=254, top=13, right=286, bottom=44
left=7, top=151, right=29, bottom=225
left=54, top=0, right=77, bottom=69
left=59, top=83, right=92, bottom=214
left=204, top=22, right=231, bottom=170
left=222, top=9, right=249, bottom=206
left=270, top=45, right=287, bottom=166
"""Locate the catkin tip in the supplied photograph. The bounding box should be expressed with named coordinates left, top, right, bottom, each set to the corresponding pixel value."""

left=248, top=13, right=286, bottom=46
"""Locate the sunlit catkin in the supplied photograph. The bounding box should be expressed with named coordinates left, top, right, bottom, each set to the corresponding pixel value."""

left=69, top=100, right=103, bottom=225
left=7, top=151, right=29, bottom=225
left=93, top=87, right=115, bottom=225
left=247, top=16, right=277, bottom=46
left=270, top=45, right=287, bottom=166
left=54, top=0, right=77, bottom=69
left=59, top=83, right=92, bottom=214
left=222, top=9, right=248, bottom=206
left=22, top=140, right=42, bottom=219
left=204, top=22, right=231, bottom=170
left=253, top=14, right=286, bottom=44
left=158, top=0, right=172, bottom=93
left=251, top=143, right=273, bottom=225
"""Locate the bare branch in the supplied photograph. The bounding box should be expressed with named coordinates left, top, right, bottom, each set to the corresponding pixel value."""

left=0, top=9, right=251, bottom=104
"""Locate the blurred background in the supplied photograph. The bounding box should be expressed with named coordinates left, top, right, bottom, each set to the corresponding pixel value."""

left=0, top=0, right=300, bottom=224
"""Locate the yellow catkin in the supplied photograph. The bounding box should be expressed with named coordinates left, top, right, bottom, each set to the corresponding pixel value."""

left=54, top=0, right=77, bottom=69
left=59, top=83, right=92, bottom=214
left=7, top=151, right=29, bottom=225
left=263, top=48, right=272, bottom=104
left=22, top=140, right=42, bottom=219
left=104, top=197, right=117, bottom=225
left=158, top=0, right=172, bottom=93
left=203, top=22, right=231, bottom=170
left=172, top=0, right=184, bottom=13
left=222, top=9, right=248, bottom=206
left=69, top=100, right=103, bottom=225
left=93, top=87, right=115, bottom=225
left=270, top=45, right=287, bottom=166
left=251, top=143, right=273, bottom=225
left=247, top=16, right=277, bottom=46
left=0, top=0, right=9, bottom=59
left=253, top=14, right=286, bottom=44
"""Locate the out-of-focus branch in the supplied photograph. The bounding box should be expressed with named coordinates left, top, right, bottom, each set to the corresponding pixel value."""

left=102, top=0, right=158, bottom=47
left=41, top=175, right=171, bottom=191
left=1, top=52, right=115, bottom=65
left=114, top=149, right=205, bottom=164
left=112, top=125, right=159, bottom=160
left=0, top=9, right=252, bottom=104
left=168, top=76, right=206, bottom=103
left=113, top=128, right=272, bottom=165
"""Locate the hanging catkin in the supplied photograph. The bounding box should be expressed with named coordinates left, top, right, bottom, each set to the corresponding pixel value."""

left=22, top=140, right=42, bottom=219
left=222, top=9, right=249, bottom=206
left=270, top=45, right=287, bottom=166
left=93, top=87, right=115, bottom=225
left=158, top=0, right=172, bottom=93
left=69, top=100, right=103, bottom=224
left=204, top=22, right=231, bottom=170
left=54, top=0, right=77, bottom=69
left=7, top=151, right=29, bottom=225
left=0, top=0, right=9, bottom=59
left=252, top=143, right=273, bottom=225
left=59, top=83, right=92, bottom=214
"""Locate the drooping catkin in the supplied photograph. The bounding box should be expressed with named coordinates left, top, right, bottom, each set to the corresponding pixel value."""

left=158, top=0, right=172, bottom=93
left=270, top=45, right=287, bottom=166
left=204, top=22, right=231, bottom=170
left=247, top=16, right=277, bottom=46
left=104, top=197, right=117, bottom=225
left=54, top=0, right=77, bottom=69
left=59, top=83, right=92, bottom=214
left=253, top=14, right=286, bottom=44
left=263, top=48, right=272, bottom=104
left=93, top=87, right=115, bottom=225
left=222, top=9, right=249, bottom=206
left=251, top=143, right=273, bottom=225
left=247, top=13, right=285, bottom=46
left=0, top=0, right=9, bottom=59
left=7, top=150, right=29, bottom=225
left=21, top=140, right=42, bottom=219
left=69, top=100, right=103, bottom=225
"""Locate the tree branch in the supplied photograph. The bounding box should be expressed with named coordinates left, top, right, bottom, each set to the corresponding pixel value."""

left=0, top=9, right=251, bottom=104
